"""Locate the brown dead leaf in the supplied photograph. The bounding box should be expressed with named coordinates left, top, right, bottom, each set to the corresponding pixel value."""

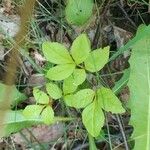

left=12, top=123, right=64, bottom=147
left=27, top=74, right=46, bottom=87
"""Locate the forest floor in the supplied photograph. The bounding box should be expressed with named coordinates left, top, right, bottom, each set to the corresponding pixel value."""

left=0, top=0, right=150, bottom=150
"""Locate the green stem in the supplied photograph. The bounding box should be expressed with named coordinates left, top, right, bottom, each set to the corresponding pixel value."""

left=88, top=133, right=97, bottom=150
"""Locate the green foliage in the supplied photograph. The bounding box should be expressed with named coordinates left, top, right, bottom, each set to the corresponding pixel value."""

left=2, top=110, right=69, bottom=138
left=42, top=34, right=108, bottom=81
left=81, top=87, right=125, bottom=137
left=46, top=63, right=76, bottom=81
left=113, top=69, right=130, bottom=94
left=64, top=89, right=95, bottom=108
left=1, top=110, right=42, bottom=138
left=82, top=100, right=104, bottom=137
left=41, top=106, right=54, bottom=125
left=0, top=83, right=27, bottom=107
left=88, top=133, right=98, bottom=150
left=63, top=69, right=86, bottom=94
left=23, top=105, right=44, bottom=119
left=22, top=33, right=124, bottom=140
left=97, top=87, right=125, bottom=113
left=70, top=34, right=91, bottom=64
left=23, top=88, right=54, bottom=125
left=42, top=42, right=73, bottom=64
left=46, top=82, right=62, bottom=99
left=0, top=33, right=125, bottom=140
left=128, top=25, right=150, bottom=150
left=33, top=88, right=49, bottom=104
left=84, top=47, right=109, bottom=72
left=110, top=25, right=150, bottom=61
left=65, top=0, right=94, bottom=26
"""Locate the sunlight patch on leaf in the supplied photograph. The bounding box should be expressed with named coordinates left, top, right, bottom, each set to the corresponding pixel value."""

left=84, top=46, right=109, bottom=72
left=23, top=105, right=44, bottom=119
left=42, top=42, right=73, bottom=64
left=64, top=89, right=94, bottom=108
left=46, top=63, right=76, bottom=81
left=71, top=34, right=91, bottom=64
left=97, top=87, right=125, bottom=113
left=63, top=69, right=86, bottom=94
left=33, top=88, right=49, bottom=104
left=41, top=106, right=54, bottom=125
left=82, top=100, right=104, bottom=137
left=46, top=82, right=62, bottom=99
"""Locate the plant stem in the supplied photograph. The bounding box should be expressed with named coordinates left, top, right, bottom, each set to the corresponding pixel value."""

left=116, top=114, right=129, bottom=150
left=88, top=133, right=97, bottom=150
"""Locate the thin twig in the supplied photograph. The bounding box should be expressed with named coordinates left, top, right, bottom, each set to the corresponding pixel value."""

left=116, top=114, right=129, bottom=150
left=117, top=3, right=137, bottom=28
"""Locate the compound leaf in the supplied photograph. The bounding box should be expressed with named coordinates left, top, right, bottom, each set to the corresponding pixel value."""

left=82, top=100, right=104, bottom=137
left=46, top=63, right=75, bottom=81
left=42, top=42, right=73, bottom=64
left=46, top=82, right=62, bottom=99
left=97, top=87, right=125, bottom=114
left=84, top=46, right=109, bottom=72
left=71, top=34, right=91, bottom=64
left=33, top=88, right=49, bottom=104
left=41, top=106, right=54, bottom=125
left=65, top=0, right=94, bottom=26
left=64, top=89, right=94, bottom=108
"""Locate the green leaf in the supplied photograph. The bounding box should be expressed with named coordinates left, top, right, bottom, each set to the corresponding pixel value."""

left=63, top=82, right=77, bottom=95
left=0, top=83, right=27, bottom=107
left=33, top=88, right=49, bottom=104
left=71, top=34, right=91, bottom=64
left=128, top=25, right=150, bottom=150
left=46, top=82, right=62, bottom=99
left=41, top=106, right=54, bottom=125
left=70, top=69, right=86, bottom=85
left=97, top=87, right=125, bottom=113
left=113, top=69, right=130, bottom=94
left=23, top=105, right=44, bottom=119
left=0, top=110, right=42, bottom=138
left=46, top=63, right=76, bottom=81
left=84, top=46, right=109, bottom=72
left=63, top=69, right=86, bottom=94
left=82, top=100, right=104, bottom=137
left=42, top=42, right=73, bottom=64
left=65, top=0, right=94, bottom=26
left=64, top=89, right=94, bottom=108
left=0, top=111, right=69, bottom=138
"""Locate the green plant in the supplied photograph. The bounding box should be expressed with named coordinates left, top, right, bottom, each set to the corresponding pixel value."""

left=65, top=0, right=94, bottom=26
left=23, top=34, right=125, bottom=138
left=0, top=83, right=41, bottom=138
left=128, top=25, right=150, bottom=150
left=0, top=83, right=27, bottom=107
